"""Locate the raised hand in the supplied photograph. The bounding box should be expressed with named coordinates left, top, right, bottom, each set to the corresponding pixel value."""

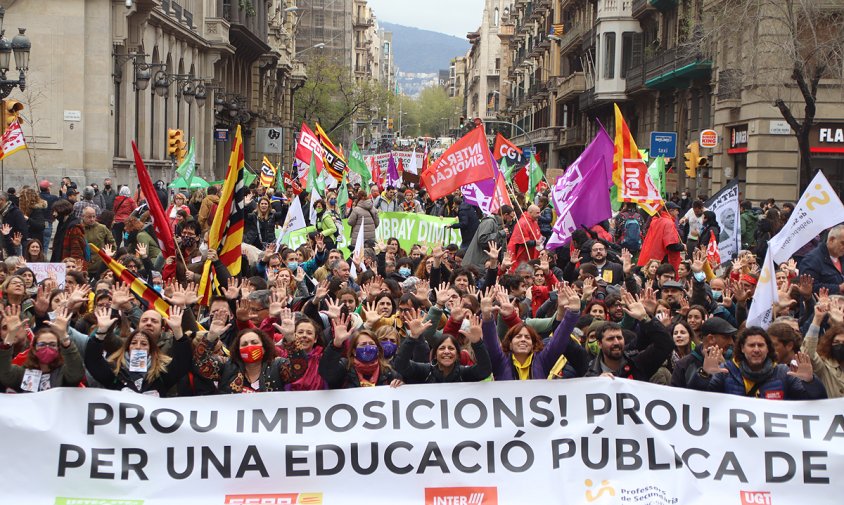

left=581, top=277, right=596, bottom=300
left=44, top=306, right=72, bottom=336
left=486, top=241, right=501, bottom=264
left=68, top=284, right=92, bottom=309
left=269, top=290, right=286, bottom=318
left=102, top=243, right=116, bottom=258
left=459, top=313, right=483, bottom=344
left=495, top=285, right=516, bottom=318
left=94, top=307, right=118, bottom=337
left=314, top=234, right=325, bottom=251
left=479, top=287, right=497, bottom=321
left=235, top=299, right=251, bottom=321
left=434, top=282, right=451, bottom=307
left=33, top=285, right=51, bottom=315
left=641, top=286, right=658, bottom=316
left=621, top=248, right=632, bottom=274
left=332, top=313, right=352, bottom=347
left=136, top=242, right=148, bottom=259
left=569, top=248, right=581, bottom=265
left=314, top=280, right=329, bottom=302
left=362, top=301, right=382, bottom=326
left=501, top=250, right=513, bottom=271
left=691, top=248, right=706, bottom=273
left=166, top=305, right=185, bottom=339
left=295, top=266, right=306, bottom=283
left=786, top=352, right=814, bottom=382
left=559, top=283, right=581, bottom=313
left=2, top=305, right=22, bottom=345
left=797, top=274, right=814, bottom=299
left=224, top=277, right=242, bottom=300
left=701, top=346, right=728, bottom=375
left=11, top=232, right=22, bottom=247
left=404, top=308, right=433, bottom=339
left=0, top=223, right=10, bottom=236
left=324, top=297, right=342, bottom=320
left=621, top=291, right=648, bottom=321
left=207, top=311, right=231, bottom=342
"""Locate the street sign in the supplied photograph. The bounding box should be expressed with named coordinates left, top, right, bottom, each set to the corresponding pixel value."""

left=214, top=129, right=229, bottom=142
left=649, top=131, right=677, bottom=158
left=256, top=127, right=283, bottom=154
left=523, top=146, right=536, bottom=156
left=700, top=129, right=718, bottom=148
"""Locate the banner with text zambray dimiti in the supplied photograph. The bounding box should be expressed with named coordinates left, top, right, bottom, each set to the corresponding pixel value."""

left=1, top=380, right=841, bottom=505
left=279, top=211, right=461, bottom=253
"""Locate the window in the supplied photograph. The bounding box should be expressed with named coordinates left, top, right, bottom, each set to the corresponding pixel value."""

left=621, top=32, right=635, bottom=78
left=494, top=7, right=499, bottom=27
left=604, top=32, right=616, bottom=79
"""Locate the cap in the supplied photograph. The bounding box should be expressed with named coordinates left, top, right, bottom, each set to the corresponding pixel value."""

left=666, top=202, right=681, bottom=210
left=39, top=180, right=52, bottom=190
left=661, top=280, right=685, bottom=290
left=701, top=317, right=738, bottom=337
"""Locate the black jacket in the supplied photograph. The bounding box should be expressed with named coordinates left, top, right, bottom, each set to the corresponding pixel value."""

left=244, top=213, right=276, bottom=248
left=800, top=241, right=844, bottom=295
left=318, top=343, right=401, bottom=388
left=451, top=203, right=480, bottom=249
left=51, top=215, right=81, bottom=262
left=585, top=319, right=673, bottom=381
left=84, top=336, right=192, bottom=396
left=0, top=202, right=28, bottom=236
left=394, top=339, right=491, bottom=384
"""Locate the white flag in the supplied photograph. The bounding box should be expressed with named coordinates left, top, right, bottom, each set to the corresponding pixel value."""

left=768, top=171, right=844, bottom=263
left=350, top=215, right=367, bottom=280
left=746, top=249, right=778, bottom=329
left=276, top=197, right=306, bottom=251
left=406, top=149, right=419, bottom=175
left=308, top=189, right=323, bottom=225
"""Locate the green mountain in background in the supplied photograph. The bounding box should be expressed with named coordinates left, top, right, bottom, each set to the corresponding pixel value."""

left=380, top=21, right=469, bottom=73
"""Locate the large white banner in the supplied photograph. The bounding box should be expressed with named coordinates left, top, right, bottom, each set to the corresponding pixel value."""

left=1, top=380, right=842, bottom=505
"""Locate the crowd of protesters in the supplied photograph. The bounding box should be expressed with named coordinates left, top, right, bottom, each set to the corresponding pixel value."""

left=0, top=174, right=840, bottom=401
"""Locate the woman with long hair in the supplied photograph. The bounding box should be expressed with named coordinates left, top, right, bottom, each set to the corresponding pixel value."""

left=84, top=306, right=191, bottom=396
left=669, top=320, right=695, bottom=369
left=319, top=313, right=402, bottom=388
left=244, top=196, right=276, bottom=249
left=18, top=187, right=49, bottom=243
left=0, top=306, right=83, bottom=392
left=22, top=238, right=45, bottom=262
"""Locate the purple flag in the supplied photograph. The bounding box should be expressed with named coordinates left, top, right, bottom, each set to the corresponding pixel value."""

left=461, top=152, right=501, bottom=215
left=387, top=153, right=401, bottom=188
left=546, top=155, right=612, bottom=250
left=551, top=128, right=614, bottom=210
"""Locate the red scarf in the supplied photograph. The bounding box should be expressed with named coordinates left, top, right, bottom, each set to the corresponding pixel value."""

left=353, top=359, right=381, bottom=387
left=286, top=346, right=326, bottom=391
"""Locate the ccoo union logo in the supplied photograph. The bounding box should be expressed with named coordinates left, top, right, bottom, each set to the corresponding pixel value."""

left=740, top=491, right=772, bottom=505
left=224, top=493, right=322, bottom=504
left=424, top=487, right=497, bottom=505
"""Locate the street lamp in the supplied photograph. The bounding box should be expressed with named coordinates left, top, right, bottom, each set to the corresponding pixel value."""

left=295, top=42, right=325, bottom=58
left=0, top=7, right=32, bottom=99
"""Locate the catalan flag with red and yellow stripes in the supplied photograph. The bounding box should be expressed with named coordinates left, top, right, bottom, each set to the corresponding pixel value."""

left=90, top=244, right=170, bottom=318
left=208, top=125, right=246, bottom=274
left=613, top=103, right=662, bottom=215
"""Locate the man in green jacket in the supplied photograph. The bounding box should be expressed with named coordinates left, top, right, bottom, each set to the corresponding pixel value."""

left=83, top=207, right=115, bottom=273
left=740, top=200, right=757, bottom=250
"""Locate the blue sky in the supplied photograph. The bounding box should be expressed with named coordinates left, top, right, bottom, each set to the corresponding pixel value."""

left=366, top=0, right=486, bottom=39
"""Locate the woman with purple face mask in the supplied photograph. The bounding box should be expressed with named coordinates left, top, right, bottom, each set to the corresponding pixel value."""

left=319, top=313, right=403, bottom=388
left=0, top=306, right=84, bottom=392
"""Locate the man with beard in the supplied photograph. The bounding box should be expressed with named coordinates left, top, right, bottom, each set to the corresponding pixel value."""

left=671, top=317, right=737, bottom=388
left=580, top=241, right=624, bottom=285
left=584, top=295, right=673, bottom=380
left=659, top=279, right=686, bottom=309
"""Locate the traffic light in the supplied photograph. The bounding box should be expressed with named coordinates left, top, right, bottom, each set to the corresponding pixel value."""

left=167, top=129, right=186, bottom=160
left=387, top=118, right=394, bottom=130
left=684, top=141, right=707, bottom=178
left=1, top=99, right=24, bottom=131
left=175, top=130, right=187, bottom=163
left=459, top=116, right=465, bottom=128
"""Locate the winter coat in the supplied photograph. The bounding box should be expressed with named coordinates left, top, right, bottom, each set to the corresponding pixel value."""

left=452, top=203, right=480, bottom=249
left=689, top=359, right=827, bottom=400
left=0, top=342, right=85, bottom=391
left=484, top=310, right=582, bottom=380
left=584, top=318, right=673, bottom=381
left=698, top=211, right=721, bottom=249
left=348, top=199, right=379, bottom=244
left=198, top=195, right=220, bottom=232
left=740, top=210, right=758, bottom=249
left=800, top=241, right=844, bottom=295
left=394, top=338, right=491, bottom=384
left=52, top=215, right=86, bottom=264
left=244, top=213, right=277, bottom=248
left=314, top=211, right=338, bottom=241
left=24, top=201, right=49, bottom=241
left=538, top=206, right=554, bottom=238
left=463, top=215, right=506, bottom=269
left=0, top=202, right=29, bottom=237
left=84, top=337, right=192, bottom=396
left=318, top=343, right=401, bottom=388
left=112, top=195, right=137, bottom=224
left=193, top=338, right=308, bottom=393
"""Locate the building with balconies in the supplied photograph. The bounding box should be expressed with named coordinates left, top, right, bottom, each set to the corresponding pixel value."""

left=466, top=1, right=514, bottom=123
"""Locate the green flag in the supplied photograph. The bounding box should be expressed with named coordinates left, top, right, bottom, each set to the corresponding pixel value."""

left=307, top=152, right=324, bottom=196
left=610, top=185, right=622, bottom=212
left=527, top=153, right=543, bottom=203
left=275, top=169, right=286, bottom=193
left=176, top=138, right=196, bottom=185
left=500, top=157, right=513, bottom=182
left=348, top=142, right=371, bottom=188
left=336, top=173, right=349, bottom=210
left=648, top=156, right=667, bottom=200
left=244, top=168, right=257, bottom=187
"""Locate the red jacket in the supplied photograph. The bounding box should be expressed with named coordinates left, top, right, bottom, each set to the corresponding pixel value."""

left=637, top=210, right=681, bottom=272
left=112, top=195, right=136, bottom=224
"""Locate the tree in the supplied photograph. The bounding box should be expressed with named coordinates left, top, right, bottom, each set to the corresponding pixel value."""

left=402, top=86, right=462, bottom=138
left=697, top=0, right=843, bottom=189
left=294, top=54, right=393, bottom=143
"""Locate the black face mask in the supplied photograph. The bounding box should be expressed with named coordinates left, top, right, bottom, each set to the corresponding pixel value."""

left=104, top=185, right=111, bottom=191
left=181, top=236, right=196, bottom=248
left=832, top=343, right=844, bottom=361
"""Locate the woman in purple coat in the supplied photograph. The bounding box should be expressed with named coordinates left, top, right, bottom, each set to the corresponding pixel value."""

left=481, top=283, right=587, bottom=380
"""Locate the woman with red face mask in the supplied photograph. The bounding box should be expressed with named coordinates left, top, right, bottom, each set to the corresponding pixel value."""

left=194, top=311, right=309, bottom=393
left=0, top=305, right=84, bottom=392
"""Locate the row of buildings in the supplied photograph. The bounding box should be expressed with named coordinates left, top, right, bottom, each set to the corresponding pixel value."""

left=2, top=0, right=395, bottom=189
left=450, top=0, right=844, bottom=201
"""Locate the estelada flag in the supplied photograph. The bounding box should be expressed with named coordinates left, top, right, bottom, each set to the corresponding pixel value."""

left=295, top=123, right=324, bottom=173
left=90, top=244, right=170, bottom=318
left=706, top=230, right=722, bottom=265
left=421, top=126, right=496, bottom=200
left=0, top=120, right=27, bottom=161
left=132, top=141, right=176, bottom=258
left=315, top=122, right=347, bottom=182
left=259, top=156, right=277, bottom=188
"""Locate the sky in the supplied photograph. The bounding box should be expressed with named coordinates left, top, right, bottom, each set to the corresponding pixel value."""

left=366, top=0, right=486, bottom=39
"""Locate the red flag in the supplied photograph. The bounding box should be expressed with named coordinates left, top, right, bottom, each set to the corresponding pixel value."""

left=492, top=132, right=523, bottom=163
left=706, top=230, right=721, bottom=265
left=493, top=169, right=512, bottom=212
left=295, top=123, right=324, bottom=172
left=421, top=127, right=495, bottom=200
left=284, top=173, right=302, bottom=195
left=513, top=165, right=529, bottom=193
left=132, top=141, right=175, bottom=258
left=422, top=144, right=430, bottom=172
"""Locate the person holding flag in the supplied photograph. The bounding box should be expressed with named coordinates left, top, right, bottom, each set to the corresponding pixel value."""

left=507, top=204, right=543, bottom=268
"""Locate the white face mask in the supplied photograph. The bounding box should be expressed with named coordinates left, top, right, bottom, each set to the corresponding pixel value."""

left=460, top=318, right=472, bottom=333
left=199, top=242, right=209, bottom=255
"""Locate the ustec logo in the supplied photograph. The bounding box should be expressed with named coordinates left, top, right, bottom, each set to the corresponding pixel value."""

left=224, top=493, right=322, bottom=505
left=740, top=491, right=772, bottom=505
left=425, top=487, right=497, bottom=505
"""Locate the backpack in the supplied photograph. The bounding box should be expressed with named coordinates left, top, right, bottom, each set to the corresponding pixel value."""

left=620, top=217, right=642, bottom=251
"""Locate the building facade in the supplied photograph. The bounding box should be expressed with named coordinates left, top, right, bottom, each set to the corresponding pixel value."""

left=1, top=0, right=299, bottom=189
left=465, top=0, right=514, bottom=124
left=499, top=0, right=844, bottom=201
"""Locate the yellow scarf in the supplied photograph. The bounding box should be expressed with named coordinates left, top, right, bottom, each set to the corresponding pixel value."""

left=512, top=353, right=534, bottom=380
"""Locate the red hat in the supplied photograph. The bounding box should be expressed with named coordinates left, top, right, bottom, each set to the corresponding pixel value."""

left=404, top=189, right=414, bottom=196
left=39, top=180, right=52, bottom=190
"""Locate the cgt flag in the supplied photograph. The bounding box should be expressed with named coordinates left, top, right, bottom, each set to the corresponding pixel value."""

left=422, top=127, right=495, bottom=200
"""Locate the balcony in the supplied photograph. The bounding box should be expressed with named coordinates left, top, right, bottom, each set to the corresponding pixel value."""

left=221, top=0, right=271, bottom=55
left=558, top=24, right=583, bottom=55
left=554, top=72, right=586, bottom=101
left=578, top=87, right=596, bottom=110
left=558, top=127, right=585, bottom=148
left=597, top=0, right=634, bottom=19
left=650, top=0, right=678, bottom=11
left=353, top=16, right=374, bottom=28
left=631, top=0, right=655, bottom=17
left=582, top=27, right=595, bottom=51
left=643, top=46, right=712, bottom=89
left=533, top=126, right=559, bottom=144
left=498, top=23, right=516, bottom=39
left=625, top=63, right=645, bottom=94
